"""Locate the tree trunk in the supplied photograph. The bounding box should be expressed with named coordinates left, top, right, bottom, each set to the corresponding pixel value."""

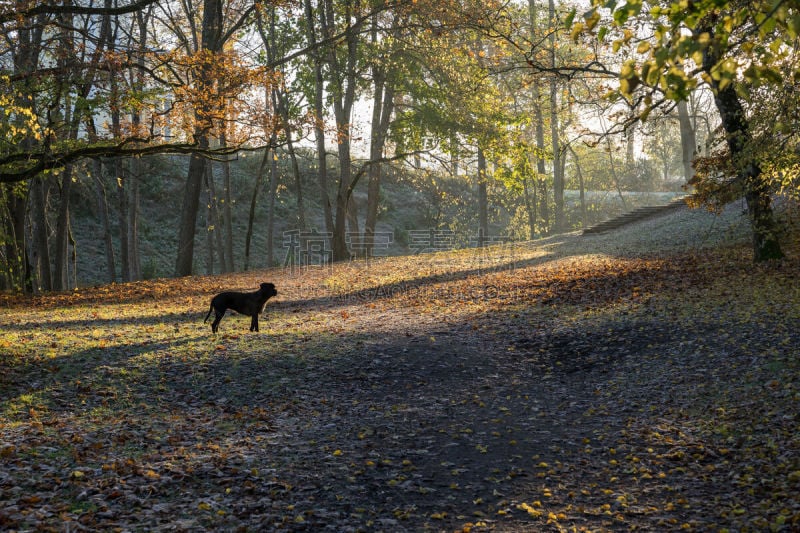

left=677, top=100, right=696, bottom=183
left=282, top=115, right=306, bottom=230
left=625, top=126, right=635, bottom=167
left=205, top=179, right=215, bottom=275
left=364, top=13, right=396, bottom=257
left=533, top=93, right=550, bottom=232
left=714, top=84, right=783, bottom=260
left=10, top=15, right=44, bottom=293
left=365, top=84, right=395, bottom=255
left=129, top=158, right=141, bottom=280
left=1, top=185, right=28, bottom=290
left=303, top=0, right=334, bottom=235
left=30, top=178, right=52, bottom=292
left=266, top=142, right=279, bottom=267
left=529, top=0, right=549, bottom=234
left=600, top=116, right=628, bottom=211
left=206, top=164, right=226, bottom=270
left=522, top=176, right=536, bottom=239
left=116, top=157, right=132, bottom=282
left=53, top=165, right=74, bottom=290
left=699, top=25, right=782, bottom=261
left=92, top=162, right=117, bottom=284
left=548, top=0, right=564, bottom=233
left=245, top=149, right=268, bottom=271
left=477, top=147, right=489, bottom=245
left=175, top=0, right=223, bottom=277
left=265, top=6, right=306, bottom=232
left=323, top=0, right=360, bottom=262
left=219, top=130, right=235, bottom=273
left=569, top=146, right=588, bottom=229
left=124, top=6, right=150, bottom=282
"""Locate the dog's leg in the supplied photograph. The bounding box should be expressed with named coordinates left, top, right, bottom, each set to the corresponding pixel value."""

left=250, top=314, right=258, bottom=332
left=211, top=309, right=225, bottom=333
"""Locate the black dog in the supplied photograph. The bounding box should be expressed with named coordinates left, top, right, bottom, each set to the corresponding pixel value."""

left=204, top=282, right=278, bottom=333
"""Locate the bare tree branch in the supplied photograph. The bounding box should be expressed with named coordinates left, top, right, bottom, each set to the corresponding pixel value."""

left=1, top=0, right=161, bottom=24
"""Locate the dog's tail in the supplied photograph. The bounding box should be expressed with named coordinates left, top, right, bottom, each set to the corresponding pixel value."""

left=204, top=302, right=213, bottom=323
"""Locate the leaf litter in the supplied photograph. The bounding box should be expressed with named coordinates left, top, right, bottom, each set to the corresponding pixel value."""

left=1, top=203, right=799, bottom=531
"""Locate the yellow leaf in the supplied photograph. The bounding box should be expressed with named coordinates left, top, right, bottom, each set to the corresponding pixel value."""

left=517, top=502, right=542, bottom=517
left=585, top=9, right=601, bottom=31
left=570, top=22, right=584, bottom=41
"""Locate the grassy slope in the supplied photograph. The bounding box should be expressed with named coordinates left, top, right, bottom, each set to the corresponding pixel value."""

left=2, top=202, right=799, bottom=531
left=71, top=152, right=684, bottom=285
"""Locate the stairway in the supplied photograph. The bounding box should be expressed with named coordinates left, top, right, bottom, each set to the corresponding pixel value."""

left=582, top=195, right=689, bottom=235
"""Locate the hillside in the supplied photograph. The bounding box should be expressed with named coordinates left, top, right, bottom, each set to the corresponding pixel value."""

left=70, top=153, right=684, bottom=285
left=2, top=202, right=799, bottom=531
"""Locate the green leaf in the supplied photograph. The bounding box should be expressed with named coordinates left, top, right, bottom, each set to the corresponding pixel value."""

left=564, top=9, right=577, bottom=30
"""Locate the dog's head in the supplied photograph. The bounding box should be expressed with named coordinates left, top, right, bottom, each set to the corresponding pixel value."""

left=260, top=282, right=278, bottom=297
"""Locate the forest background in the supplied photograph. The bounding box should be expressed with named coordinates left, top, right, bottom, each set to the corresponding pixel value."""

left=1, top=0, right=799, bottom=292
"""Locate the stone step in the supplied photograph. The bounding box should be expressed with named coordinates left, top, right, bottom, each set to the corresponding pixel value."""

left=582, top=196, right=689, bottom=235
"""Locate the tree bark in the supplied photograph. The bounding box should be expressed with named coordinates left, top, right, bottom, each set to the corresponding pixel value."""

left=677, top=100, right=696, bottom=183
left=205, top=176, right=215, bottom=275
left=568, top=146, right=588, bottom=229
left=529, top=0, right=549, bottom=234
left=30, top=177, right=52, bottom=292
left=477, top=147, right=489, bottom=245
left=244, top=149, right=268, bottom=271
left=206, top=164, right=226, bottom=271
left=303, top=0, right=334, bottom=235
left=13, top=16, right=45, bottom=292
left=321, top=0, right=360, bottom=262
left=126, top=7, right=151, bottom=282
left=365, top=71, right=384, bottom=255
left=1, top=185, right=25, bottom=290
left=699, top=25, right=783, bottom=261
left=92, top=161, right=117, bottom=283
left=522, top=176, right=536, bottom=239
left=364, top=13, right=396, bottom=257
left=261, top=6, right=306, bottom=231
left=128, top=158, right=141, bottom=280
left=714, top=84, right=783, bottom=260
left=53, top=164, right=74, bottom=290
left=548, top=0, right=564, bottom=233
left=219, top=129, right=234, bottom=272
left=175, top=0, right=223, bottom=277
left=116, top=157, right=132, bottom=281
left=266, top=141, right=279, bottom=267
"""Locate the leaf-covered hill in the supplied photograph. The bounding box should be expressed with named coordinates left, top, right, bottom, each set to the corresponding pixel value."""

left=2, top=203, right=799, bottom=531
